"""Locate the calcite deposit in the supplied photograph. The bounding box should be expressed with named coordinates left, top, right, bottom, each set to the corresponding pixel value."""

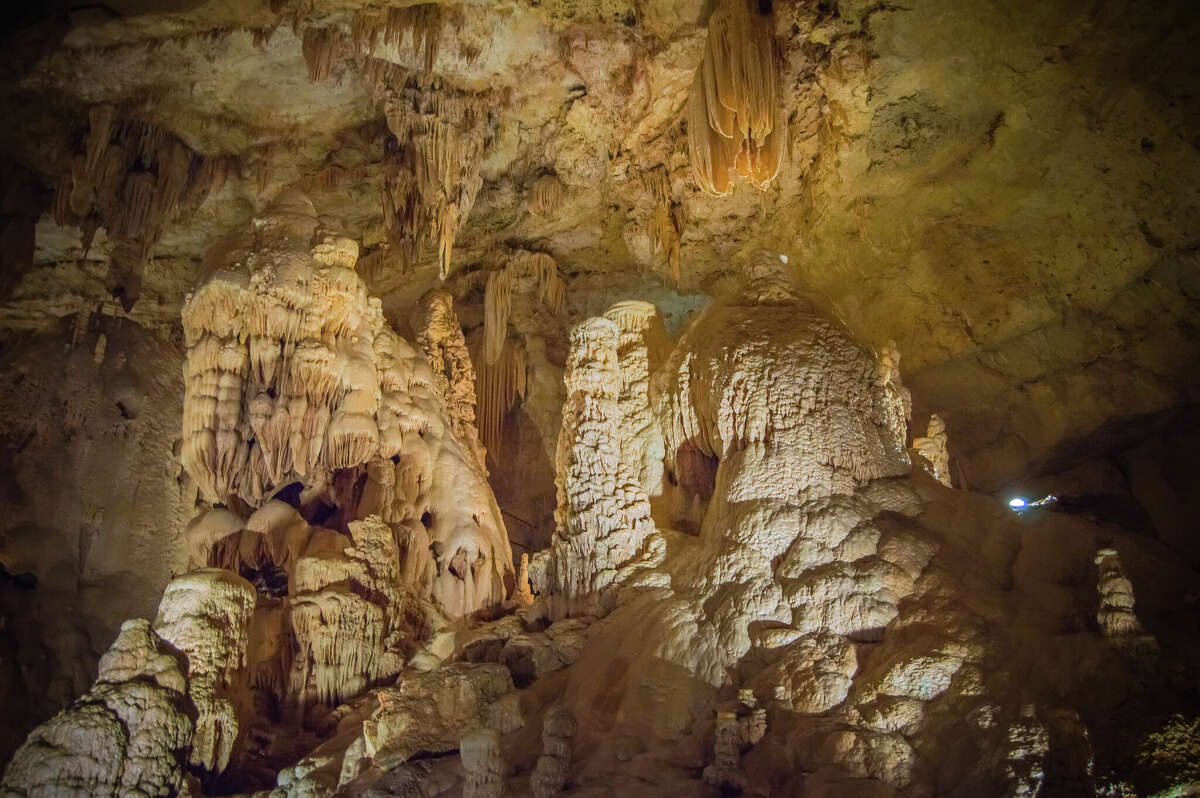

left=2, top=1, right=1200, bottom=797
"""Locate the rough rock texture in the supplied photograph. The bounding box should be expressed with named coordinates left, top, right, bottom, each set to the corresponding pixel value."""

left=532, top=314, right=656, bottom=618
left=912, top=413, right=952, bottom=487
left=0, top=322, right=191, bottom=763
left=530, top=706, right=576, bottom=798
left=153, top=569, right=257, bottom=779
left=1, top=619, right=193, bottom=798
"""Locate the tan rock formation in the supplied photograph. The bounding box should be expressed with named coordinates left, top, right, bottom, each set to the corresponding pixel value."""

left=378, top=72, right=494, bottom=278
left=531, top=706, right=576, bottom=798
left=476, top=250, right=567, bottom=464
left=1, top=619, right=192, bottom=798
left=180, top=191, right=513, bottom=620
left=153, top=569, right=257, bottom=779
left=461, top=728, right=504, bottom=798
left=4, top=4, right=1200, bottom=797
left=1094, top=547, right=1159, bottom=658
left=179, top=190, right=382, bottom=505
left=687, top=0, right=785, bottom=196
left=533, top=315, right=656, bottom=618
left=527, top=174, right=565, bottom=218
left=413, top=288, right=488, bottom=474
left=702, top=691, right=767, bottom=791
left=912, top=412, right=952, bottom=487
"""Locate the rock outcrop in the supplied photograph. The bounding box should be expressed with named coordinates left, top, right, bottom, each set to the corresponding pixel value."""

left=1, top=620, right=193, bottom=798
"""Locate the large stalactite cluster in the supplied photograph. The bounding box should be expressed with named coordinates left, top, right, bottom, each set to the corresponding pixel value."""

left=474, top=251, right=567, bottom=465
left=53, top=106, right=234, bottom=310
left=378, top=73, right=495, bottom=279
left=299, top=3, right=492, bottom=280
left=687, top=0, right=786, bottom=196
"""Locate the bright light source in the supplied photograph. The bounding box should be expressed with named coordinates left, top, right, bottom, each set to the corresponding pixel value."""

left=1008, top=498, right=1026, bottom=509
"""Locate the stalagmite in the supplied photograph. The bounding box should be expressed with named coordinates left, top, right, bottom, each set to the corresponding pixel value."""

left=153, top=569, right=257, bottom=779
left=913, top=413, right=952, bottom=486
left=1, top=620, right=192, bottom=798
left=878, top=339, right=913, bottom=422
left=702, top=691, right=766, bottom=792
left=413, top=289, right=488, bottom=474
left=1094, top=547, right=1159, bottom=658
left=603, top=301, right=669, bottom=500
left=514, top=553, right=535, bottom=607
left=531, top=706, right=576, bottom=798
left=532, top=315, right=656, bottom=618
left=687, top=0, right=785, bottom=196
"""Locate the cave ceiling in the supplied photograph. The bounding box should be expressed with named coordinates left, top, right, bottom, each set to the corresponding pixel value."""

left=0, top=0, right=1198, bottom=490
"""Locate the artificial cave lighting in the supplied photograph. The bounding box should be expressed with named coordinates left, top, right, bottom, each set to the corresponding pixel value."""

left=1, top=2, right=1199, bottom=797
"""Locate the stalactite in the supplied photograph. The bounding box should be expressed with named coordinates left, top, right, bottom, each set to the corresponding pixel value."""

left=473, top=336, right=526, bottom=466
left=302, top=26, right=348, bottom=83
left=527, top=173, right=565, bottom=217
left=643, top=165, right=684, bottom=283
left=83, top=105, right=114, bottom=177
left=483, top=251, right=566, bottom=366
left=484, top=269, right=513, bottom=366
left=687, top=0, right=785, bottom=196
left=376, top=70, right=494, bottom=279
left=53, top=107, right=223, bottom=310
left=385, top=4, right=443, bottom=74
left=349, top=3, right=449, bottom=73
left=474, top=251, right=565, bottom=464
left=461, top=729, right=504, bottom=798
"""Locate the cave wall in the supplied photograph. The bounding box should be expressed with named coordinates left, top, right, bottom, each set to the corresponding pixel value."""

left=0, top=318, right=190, bottom=761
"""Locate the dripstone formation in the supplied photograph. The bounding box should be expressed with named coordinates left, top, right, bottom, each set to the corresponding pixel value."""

left=5, top=234, right=1196, bottom=797
left=2, top=1, right=1199, bottom=797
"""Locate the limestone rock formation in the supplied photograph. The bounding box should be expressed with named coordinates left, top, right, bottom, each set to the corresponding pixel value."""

left=180, top=191, right=513, bottom=621
left=533, top=315, right=656, bottom=618
left=530, top=706, right=576, bottom=798
left=153, top=569, right=257, bottom=779
left=687, top=0, right=785, bottom=195
left=2, top=3, right=1200, bottom=796
left=912, top=412, right=952, bottom=487
left=1094, top=547, right=1159, bottom=659
left=1, top=619, right=193, bottom=798
left=461, top=728, right=504, bottom=798
left=412, top=288, right=488, bottom=475
left=702, top=690, right=767, bottom=791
